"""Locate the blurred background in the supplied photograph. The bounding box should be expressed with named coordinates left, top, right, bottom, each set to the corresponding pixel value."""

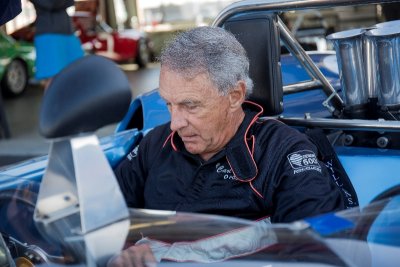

left=0, top=0, right=398, bottom=166
left=4, top=0, right=238, bottom=58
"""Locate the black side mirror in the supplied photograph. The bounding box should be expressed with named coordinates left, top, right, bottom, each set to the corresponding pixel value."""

left=39, top=55, right=132, bottom=138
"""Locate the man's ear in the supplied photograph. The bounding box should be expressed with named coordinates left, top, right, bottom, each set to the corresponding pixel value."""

left=229, top=81, right=246, bottom=111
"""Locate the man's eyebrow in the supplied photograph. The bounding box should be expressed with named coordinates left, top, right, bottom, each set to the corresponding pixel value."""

left=179, top=99, right=201, bottom=105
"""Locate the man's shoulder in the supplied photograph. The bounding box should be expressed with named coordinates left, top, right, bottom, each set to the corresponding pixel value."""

left=142, top=122, right=171, bottom=144
left=255, top=118, right=299, bottom=135
left=253, top=118, right=310, bottom=147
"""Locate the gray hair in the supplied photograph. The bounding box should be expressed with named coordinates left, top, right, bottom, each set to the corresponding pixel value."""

left=160, top=26, right=253, bottom=96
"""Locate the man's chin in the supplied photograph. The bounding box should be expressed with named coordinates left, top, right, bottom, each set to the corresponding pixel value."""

left=183, top=143, right=202, bottom=155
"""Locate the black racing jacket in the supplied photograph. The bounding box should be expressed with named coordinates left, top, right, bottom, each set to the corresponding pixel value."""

left=115, top=102, right=344, bottom=223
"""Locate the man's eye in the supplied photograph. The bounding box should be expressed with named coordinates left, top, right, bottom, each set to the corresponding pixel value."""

left=186, top=104, right=198, bottom=111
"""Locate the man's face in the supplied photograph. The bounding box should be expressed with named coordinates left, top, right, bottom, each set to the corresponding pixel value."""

left=159, top=67, right=240, bottom=160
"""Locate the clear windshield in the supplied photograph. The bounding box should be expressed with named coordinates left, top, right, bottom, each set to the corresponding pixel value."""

left=1, top=179, right=399, bottom=267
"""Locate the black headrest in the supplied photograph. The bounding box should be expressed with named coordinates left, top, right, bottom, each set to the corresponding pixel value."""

left=39, top=55, right=132, bottom=138
left=223, top=11, right=283, bottom=116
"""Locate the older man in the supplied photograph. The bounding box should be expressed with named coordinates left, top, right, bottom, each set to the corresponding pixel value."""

left=115, top=26, right=343, bottom=221
left=113, top=25, right=344, bottom=265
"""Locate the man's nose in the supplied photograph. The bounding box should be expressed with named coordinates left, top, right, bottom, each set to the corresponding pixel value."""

left=170, top=106, right=188, bottom=131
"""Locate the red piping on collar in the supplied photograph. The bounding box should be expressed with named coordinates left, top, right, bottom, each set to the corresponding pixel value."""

left=162, top=101, right=265, bottom=198
left=163, top=131, right=178, bottom=151
left=227, top=100, right=264, bottom=199
left=248, top=135, right=255, bottom=155
left=250, top=181, right=263, bottom=198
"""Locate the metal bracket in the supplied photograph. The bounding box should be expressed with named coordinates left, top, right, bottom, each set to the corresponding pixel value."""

left=34, top=134, right=129, bottom=266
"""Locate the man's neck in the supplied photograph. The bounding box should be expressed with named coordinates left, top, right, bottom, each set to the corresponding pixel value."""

left=199, top=109, right=246, bottom=161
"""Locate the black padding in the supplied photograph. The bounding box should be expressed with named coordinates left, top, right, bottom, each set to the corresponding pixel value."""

left=39, top=55, right=132, bottom=138
left=223, top=12, right=283, bottom=116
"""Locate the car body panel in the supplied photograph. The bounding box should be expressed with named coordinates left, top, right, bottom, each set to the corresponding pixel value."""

left=337, top=146, right=400, bottom=207
left=282, top=52, right=341, bottom=118
left=0, top=129, right=139, bottom=190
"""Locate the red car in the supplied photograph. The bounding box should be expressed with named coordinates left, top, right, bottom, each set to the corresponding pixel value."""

left=73, top=12, right=153, bottom=67
left=11, top=12, right=154, bottom=68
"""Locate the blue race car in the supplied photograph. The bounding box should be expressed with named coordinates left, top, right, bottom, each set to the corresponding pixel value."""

left=0, top=0, right=399, bottom=266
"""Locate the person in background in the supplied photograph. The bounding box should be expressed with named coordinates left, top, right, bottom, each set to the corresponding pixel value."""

left=30, top=0, right=84, bottom=89
left=111, top=26, right=345, bottom=266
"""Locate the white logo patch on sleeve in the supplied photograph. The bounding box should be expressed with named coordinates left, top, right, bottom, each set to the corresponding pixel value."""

left=287, top=150, right=321, bottom=174
left=127, top=145, right=139, bottom=161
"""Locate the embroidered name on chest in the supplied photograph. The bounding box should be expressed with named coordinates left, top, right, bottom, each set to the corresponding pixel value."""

left=215, top=163, right=237, bottom=180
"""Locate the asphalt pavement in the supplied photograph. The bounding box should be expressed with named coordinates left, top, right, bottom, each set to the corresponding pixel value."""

left=0, top=62, right=161, bottom=167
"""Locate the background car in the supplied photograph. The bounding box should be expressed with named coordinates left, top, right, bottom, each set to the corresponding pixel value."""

left=11, top=12, right=154, bottom=68
left=0, top=31, right=35, bottom=97
left=73, top=12, right=154, bottom=68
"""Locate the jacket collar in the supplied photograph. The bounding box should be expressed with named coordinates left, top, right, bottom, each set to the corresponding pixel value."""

left=163, top=101, right=264, bottom=182
left=225, top=101, right=263, bottom=182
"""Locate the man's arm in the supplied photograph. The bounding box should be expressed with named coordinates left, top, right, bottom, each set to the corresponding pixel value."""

left=114, top=124, right=171, bottom=208
left=114, top=141, right=148, bottom=208
left=108, top=219, right=276, bottom=266
left=271, top=142, right=345, bottom=223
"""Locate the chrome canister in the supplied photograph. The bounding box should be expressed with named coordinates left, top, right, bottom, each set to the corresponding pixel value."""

left=327, top=29, right=369, bottom=107
left=375, top=19, right=400, bottom=29
left=365, top=25, right=400, bottom=109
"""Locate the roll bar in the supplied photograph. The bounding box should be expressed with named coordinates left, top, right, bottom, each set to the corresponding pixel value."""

left=212, top=0, right=400, bottom=115
left=279, top=116, right=400, bottom=132
left=213, top=0, right=399, bottom=26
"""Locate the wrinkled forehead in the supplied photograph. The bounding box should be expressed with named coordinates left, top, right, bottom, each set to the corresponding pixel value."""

left=160, top=64, right=208, bottom=81
left=159, top=66, right=213, bottom=86
left=159, top=67, right=219, bottom=99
